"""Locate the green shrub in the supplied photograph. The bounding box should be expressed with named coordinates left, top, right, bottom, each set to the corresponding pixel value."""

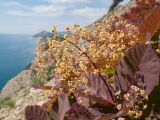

left=31, top=75, right=43, bottom=86
left=0, top=97, right=15, bottom=109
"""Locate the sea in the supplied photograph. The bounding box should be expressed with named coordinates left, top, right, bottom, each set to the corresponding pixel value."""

left=0, top=33, right=37, bottom=90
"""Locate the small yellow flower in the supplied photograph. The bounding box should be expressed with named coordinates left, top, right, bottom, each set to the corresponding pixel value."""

left=48, top=37, right=52, bottom=41
left=131, top=85, right=135, bottom=89
left=129, top=40, right=135, bottom=45
left=83, top=89, right=90, bottom=95
left=48, top=37, right=52, bottom=42
left=74, top=24, right=80, bottom=30
left=64, top=34, right=68, bottom=40
left=121, top=45, right=126, bottom=50
left=116, top=104, right=122, bottom=110
left=64, top=48, right=69, bottom=52
left=94, top=69, right=100, bottom=74
left=124, top=93, right=130, bottom=100
left=145, top=96, right=149, bottom=100
left=135, top=111, right=142, bottom=118
left=128, top=110, right=136, bottom=116
left=143, top=104, right=147, bottom=109
left=81, top=27, right=87, bottom=33
left=73, top=32, right=79, bottom=39
left=51, top=25, right=56, bottom=33
left=156, top=48, right=160, bottom=54
left=140, top=89, right=145, bottom=95
left=131, top=85, right=139, bottom=91
left=65, top=26, right=71, bottom=32
left=115, top=91, right=121, bottom=96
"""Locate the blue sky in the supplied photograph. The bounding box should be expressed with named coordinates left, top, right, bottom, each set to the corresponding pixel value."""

left=0, top=0, right=129, bottom=35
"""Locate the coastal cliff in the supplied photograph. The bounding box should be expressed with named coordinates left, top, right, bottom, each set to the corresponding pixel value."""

left=0, top=37, right=49, bottom=119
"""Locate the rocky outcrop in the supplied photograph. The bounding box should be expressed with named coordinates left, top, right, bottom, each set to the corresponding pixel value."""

left=87, top=0, right=136, bottom=30
left=0, top=70, right=32, bottom=99
left=0, top=88, right=48, bottom=120
left=0, top=38, right=49, bottom=119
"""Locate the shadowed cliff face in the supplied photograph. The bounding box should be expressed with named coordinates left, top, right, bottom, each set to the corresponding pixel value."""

left=109, top=0, right=124, bottom=12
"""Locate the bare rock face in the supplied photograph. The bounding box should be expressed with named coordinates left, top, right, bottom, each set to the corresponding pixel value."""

left=87, top=0, right=136, bottom=31
left=0, top=37, right=50, bottom=119
left=0, top=88, right=48, bottom=120
left=0, top=70, right=32, bottom=99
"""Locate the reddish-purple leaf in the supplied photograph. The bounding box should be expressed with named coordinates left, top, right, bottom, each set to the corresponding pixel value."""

left=115, top=44, right=160, bottom=95
left=67, top=103, right=95, bottom=120
left=136, top=0, right=145, bottom=6
left=138, top=6, right=160, bottom=43
left=57, top=94, right=70, bottom=120
left=148, top=0, right=156, bottom=6
left=78, top=73, right=116, bottom=107
left=25, top=105, right=49, bottom=120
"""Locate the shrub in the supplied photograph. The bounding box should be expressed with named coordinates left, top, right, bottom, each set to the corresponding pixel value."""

left=25, top=0, right=160, bottom=119
left=31, top=75, right=43, bottom=87
left=0, top=97, right=15, bottom=109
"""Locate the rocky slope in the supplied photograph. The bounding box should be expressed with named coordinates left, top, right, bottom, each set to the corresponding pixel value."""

left=0, top=70, right=32, bottom=99
left=0, top=37, right=49, bottom=119
left=0, top=88, right=48, bottom=120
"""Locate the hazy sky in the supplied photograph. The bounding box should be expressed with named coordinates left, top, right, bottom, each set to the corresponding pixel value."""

left=0, top=0, right=129, bottom=35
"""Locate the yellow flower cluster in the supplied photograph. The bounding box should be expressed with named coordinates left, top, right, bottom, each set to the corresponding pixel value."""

left=74, top=24, right=80, bottom=30
left=123, top=85, right=147, bottom=119
left=80, top=27, right=91, bottom=40
left=34, top=14, right=141, bottom=100
left=86, top=16, right=139, bottom=71
left=31, top=36, right=58, bottom=83
left=48, top=38, right=60, bottom=50
left=128, top=110, right=143, bottom=119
